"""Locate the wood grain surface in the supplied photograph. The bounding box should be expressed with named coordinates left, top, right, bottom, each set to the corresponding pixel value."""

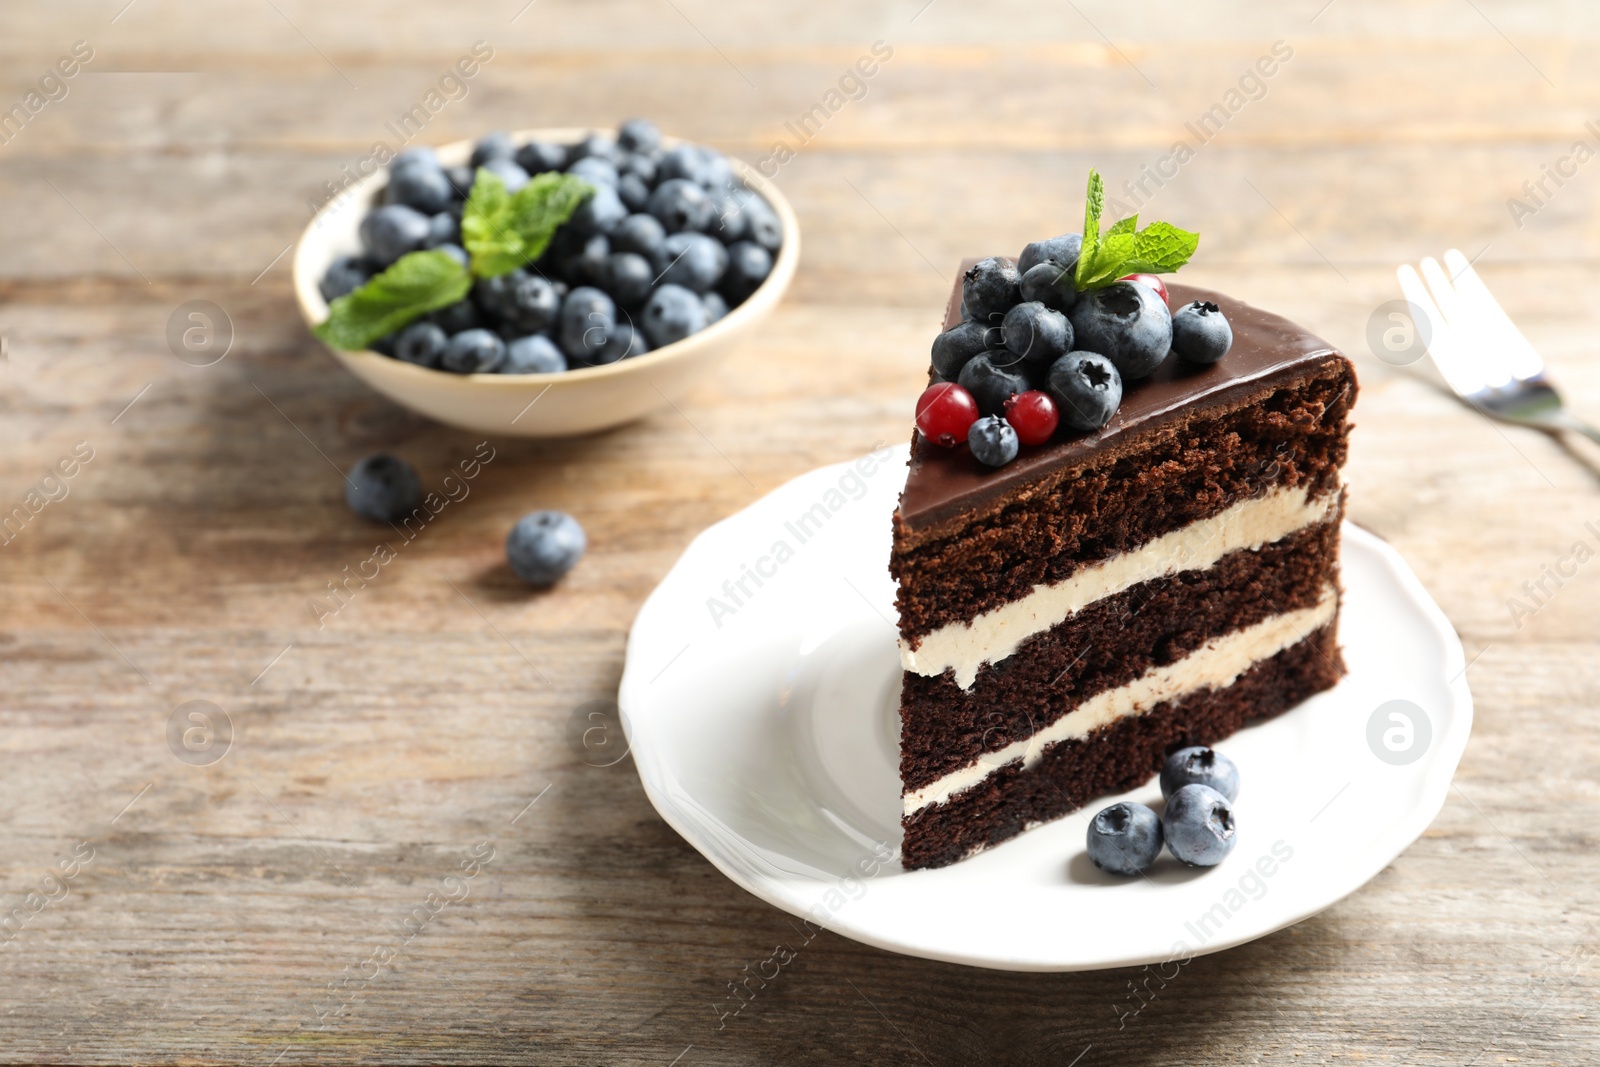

left=2, top=1, right=1599, bottom=1063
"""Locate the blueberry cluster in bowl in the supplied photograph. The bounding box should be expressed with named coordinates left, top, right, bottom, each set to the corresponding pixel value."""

left=318, top=119, right=782, bottom=375
left=915, top=175, right=1233, bottom=468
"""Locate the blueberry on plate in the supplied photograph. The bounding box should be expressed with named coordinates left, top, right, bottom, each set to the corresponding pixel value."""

left=345, top=454, right=422, bottom=523
left=1069, top=281, right=1173, bottom=380
left=701, top=291, right=728, bottom=324
left=1001, top=301, right=1073, bottom=370
left=1086, top=802, right=1163, bottom=875
left=501, top=334, right=567, bottom=374
left=1020, top=260, right=1079, bottom=314
left=962, top=257, right=1022, bottom=324
left=569, top=183, right=628, bottom=236
left=359, top=205, right=431, bottom=267
left=930, top=320, right=1003, bottom=381
left=1162, top=784, right=1237, bottom=866
left=605, top=252, right=655, bottom=307
left=656, top=232, right=728, bottom=293
left=507, top=510, right=586, bottom=586
left=957, top=353, right=1030, bottom=418
left=618, top=118, right=662, bottom=155
left=1017, top=232, right=1082, bottom=277
left=967, top=415, right=1019, bottom=467
left=719, top=241, right=772, bottom=305
left=612, top=213, right=667, bottom=258
left=470, top=131, right=516, bottom=167
left=567, top=156, right=619, bottom=189
left=515, top=140, right=567, bottom=175
left=647, top=178, right=713, bottom=233
left=394, top=321, right=448, bottom=367
left=1160, top=746, right=1240, bottom=802
left=1171, top=301, right=1233, bottom=365
left=385, top=162, right=453, bottom=215
left=320, top=256, right=372, bottom=302
left=1046, top=351, right=1122, bottom=431
left=558, top=286, right=616, bottom=362
left=480, top=157, right=531, bottom=193
left=441, top=328, right=507, bottom=373
left=641, top=284, right=708, bottom=347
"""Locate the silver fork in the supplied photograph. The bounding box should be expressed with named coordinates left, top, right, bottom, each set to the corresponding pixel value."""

left=1397, top=249, right=1600, bottom=446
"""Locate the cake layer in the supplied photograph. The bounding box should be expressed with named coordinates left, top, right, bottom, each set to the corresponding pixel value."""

left=899, top=517, right=1341, bottom=793
left=903, top=590, right=1338, bottom=815
left=901, top=484, right=1339, bottom=688
left=892, top=359, right=1353, bottom=644
left=900, top=623, right=1343, bottom=870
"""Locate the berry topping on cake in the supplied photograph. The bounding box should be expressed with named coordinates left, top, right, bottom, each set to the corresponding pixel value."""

left=1046, top=351, right=1122, bottom=432
left=956, top=353, right=1030, bottom=418
left=930, top=320, right=1003, bottom=381
left=966, top=415, right=1020, bottom=467
left=1069, top=280, right=1173, bottom=380
left=962, top=257, right=1022, bottom=323
left=1171, top=300, right=1234, bottom=365
left=1001, top=301, right=1073, bottom=369
left=915, top=382, right=980, bottom=447
left=1002, top=390, right=1059, bottom=446
left=1120, top=272, right=1170, bottom=305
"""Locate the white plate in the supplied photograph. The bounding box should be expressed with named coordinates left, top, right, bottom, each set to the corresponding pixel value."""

left=619, top=445, right=1473, bottom=972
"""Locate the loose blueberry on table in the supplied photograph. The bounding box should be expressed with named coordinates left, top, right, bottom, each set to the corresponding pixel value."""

left=316, top=119, right=783, bottom=374
left=915, top=168, right=1235, bottom=468
left=506, top=510, right=587, bottom=586
left=344, top=454, right=423, bottom=523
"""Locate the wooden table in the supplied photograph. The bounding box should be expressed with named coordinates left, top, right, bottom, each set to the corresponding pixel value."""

left=3, top=2, right=1598, bottom=1062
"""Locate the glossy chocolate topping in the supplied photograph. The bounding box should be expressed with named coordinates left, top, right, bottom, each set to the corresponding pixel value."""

left=896, top=263, right=1350, bottom=534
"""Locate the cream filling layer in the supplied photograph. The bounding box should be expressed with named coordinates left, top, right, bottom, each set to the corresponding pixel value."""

left=902, top=590, right=1338, bottom=816
left=901, top=485, right=1339, bottom=690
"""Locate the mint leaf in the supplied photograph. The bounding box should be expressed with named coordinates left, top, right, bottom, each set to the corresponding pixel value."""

left=312, top=249, right=471, bottom=351
left=1071, top=167, right=1200, bottom=291
left=1119, top=221, right=1200, bottom=275
left=463, top=168, right=592, bottom=278
left=1076, top=168, right=1105, bottom=289
left=1106, top=214, right=1138, bottom=238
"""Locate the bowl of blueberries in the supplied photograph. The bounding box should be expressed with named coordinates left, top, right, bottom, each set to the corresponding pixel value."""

left=292, top=119, right=798, bottom=438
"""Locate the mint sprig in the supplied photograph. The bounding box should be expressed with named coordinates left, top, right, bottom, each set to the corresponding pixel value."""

left=461, top=168, right=593, bottom=279
left=314, top=167, right=593, bottom=352
left=313, top=249, right=472, bottom=352
left=1073, top=168, right=1199, bottom=291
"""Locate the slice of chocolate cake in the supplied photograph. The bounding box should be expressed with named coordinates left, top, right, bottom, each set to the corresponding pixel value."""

left=892, top=269, right=1355, bottom=870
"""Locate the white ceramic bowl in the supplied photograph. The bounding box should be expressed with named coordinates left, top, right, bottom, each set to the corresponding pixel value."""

left=291, top=128, right=799, bottom=438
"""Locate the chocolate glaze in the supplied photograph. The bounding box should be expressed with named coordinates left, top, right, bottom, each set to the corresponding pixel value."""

left=897, top=263, right=1352, bottom=535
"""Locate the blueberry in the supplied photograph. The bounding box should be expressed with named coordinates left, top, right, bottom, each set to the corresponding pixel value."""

left=648, top=178, right=713, bottom=233
left=618, top=118, right=662, bottom=154
left=423, top=212, right=460, bottom=249
left=394, top=321, right=448, bottom=367
left=1046, top=351, right=1122, bottom=431
left=929, top=320, right=1002, bottom=380
left=957, top=354, right=1030, bottom=417
left=719, top=241, right=771, bottom=304
left=657, top=232, right=727, bottom=292
left=506, top=510, right=586, bottom=586
left=370, top=334, right=398, bottom=357
left=501, top=334, right=567, bottom=374
left=1160, top=746, right=1240, bottom=802
left=641, top=284, right=707, bottom=347
left=434, top=243, right=469, bottom=269
left=707, top=189, right=748, bottom=243
left=1086, top=802, right=1163, bottom=876
left=359, top=204, right=432, bottom=267
left=503, top=273, right=562, bottom=334
left=430, top=298, right=483, bottom=335
left=617, top=173, right=650, bottom=213
left=443, top=165, right=474, bottom=199
left=738, top=193, right=783, bottom=252
left=618, top=152, right=658, bottom=184
left=473, top=271, right=522, bottom=320
left=569, top=133, right=622, bottom=165
left=696, top=150, right=733, bottom=193
left=1017, top=232, right=1082, bottom=277
left=320, top=256, right=372, bottom=302
left=1171, top=301, right=1233, bottom=365
left=515, top=141, right=567, bottom=175
left=569, top=183, right=627, bottom=236
left=481, top=157, right=531, bottom=193
left=385, top=162, right=453, bottom=214
left=612, top=213, right=667, bottom=258
left=967, top=415, right=1019, bottom=467
left=470, top=131, right=516, bottom=167
left=441, top=328, right=507, bottom=373
left=562, top=233, right=611, bottom=287
left=1001, top=301, right=1073, bottom=371
left=1020, top=260, right=1079, bottom=313
left=1162, top=784, right=1237, bottom=867
left=567, top=156, right=619, bottom=188
left=657, top=144, right=710, bottom=186
left=701, top=291, right=728, bottom=324
left=962, top=257, right=1022, bottom=324
left=605, top=252, right=655, bottom=307
left=595, top=321, right=650, bottom=364
left=558, top=286, right=616, bottom=362
left=391, top=146, right=440, bottom=171
left=1069, top=281, right=1173, bottom=380
left=345, top=454, right=422, bottom=523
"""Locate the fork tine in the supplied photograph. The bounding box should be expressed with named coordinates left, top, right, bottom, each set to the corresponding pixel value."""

left=1420, top=257, right=1512, bottom=391
left=1398, top=263, right=1489, bottom=397
left=1442, top=249, right=1545, bottom=381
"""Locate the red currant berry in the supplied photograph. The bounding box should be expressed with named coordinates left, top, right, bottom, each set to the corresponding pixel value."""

left=915, top=382, right=979, bottom=448
left=1121, top=273, right=1169, bottom=305
left=1003, top=390, right=1059, bottom=446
